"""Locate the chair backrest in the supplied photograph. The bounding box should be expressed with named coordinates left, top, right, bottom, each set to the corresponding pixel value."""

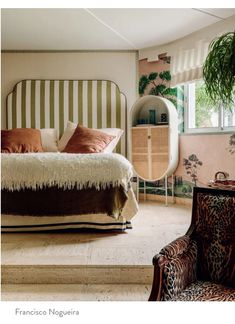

left=187, top=187, right=235, bottom=287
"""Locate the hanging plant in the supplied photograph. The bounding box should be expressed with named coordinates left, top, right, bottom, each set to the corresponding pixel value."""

left=203, top=31, right=235, bottom=108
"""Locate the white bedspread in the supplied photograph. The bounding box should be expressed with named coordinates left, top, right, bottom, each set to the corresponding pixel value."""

left=1, top=153, right=133, bottom=191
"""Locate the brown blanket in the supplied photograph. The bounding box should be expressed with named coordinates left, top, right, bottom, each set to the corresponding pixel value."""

left=1, top=185, right=128, bottom=219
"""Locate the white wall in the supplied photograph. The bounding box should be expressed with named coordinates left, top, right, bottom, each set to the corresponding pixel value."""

left=1, top=52, right=138, bottom=129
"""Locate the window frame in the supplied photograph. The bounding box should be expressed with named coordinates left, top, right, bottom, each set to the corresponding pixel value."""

left=184, top=81, right=235, bottom=134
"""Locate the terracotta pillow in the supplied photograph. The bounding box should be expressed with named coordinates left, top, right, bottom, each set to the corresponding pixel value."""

left=62, top=125, right=115, bottom=153
left=1, top=128, right=44, bottom=153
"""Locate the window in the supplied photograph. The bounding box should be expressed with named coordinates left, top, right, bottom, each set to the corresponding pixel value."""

left=185, top=80, right=235, bottom=133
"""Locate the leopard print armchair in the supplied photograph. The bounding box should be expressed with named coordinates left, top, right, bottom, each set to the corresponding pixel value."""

left=149, top=187, right=235, bottom=301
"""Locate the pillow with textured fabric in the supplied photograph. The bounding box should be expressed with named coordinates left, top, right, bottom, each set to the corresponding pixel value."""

left=40, top=128, right=58, bottom=152
left=101, top=128, right=123, bottom=153
left=58, top=121, right=76, bottom=151
left=1, top=128, right=44, bottom=153
left=58, top=121, right=123, bottom=153
left=62, top=125, right=115, bottom=153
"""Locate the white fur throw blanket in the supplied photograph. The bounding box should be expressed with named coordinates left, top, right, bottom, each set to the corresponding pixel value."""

left=1, top=153, right=133, bottom=191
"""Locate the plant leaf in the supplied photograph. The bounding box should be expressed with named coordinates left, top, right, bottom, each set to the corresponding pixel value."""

left=139, top=75, right=150, bottom=95
left=203, top=31, right=235, bottom=108
left=159, top=71, right=171, bottom=81
left=148, top=72, right=158, bottom=81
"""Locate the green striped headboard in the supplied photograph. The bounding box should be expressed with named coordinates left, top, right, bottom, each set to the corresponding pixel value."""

left=6, top=80, right=127, bottom=155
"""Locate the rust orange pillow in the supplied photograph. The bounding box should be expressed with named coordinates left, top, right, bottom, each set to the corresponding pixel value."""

left=1, top=128, right=44, bottom=153
left=62, top=125, right=115, bottom=153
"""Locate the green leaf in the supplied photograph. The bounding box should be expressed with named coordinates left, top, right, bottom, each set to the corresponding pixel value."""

left=159, top=71, right=171, bottom=81
left=203, top=31, right=235, bottom=108
left=162, top=87, right=177, bottom=96
left=139, top=75, right=150, bottom=95
left=148, top=72, right=158, bottom=80
left=154, top=84, right=167, bottom=95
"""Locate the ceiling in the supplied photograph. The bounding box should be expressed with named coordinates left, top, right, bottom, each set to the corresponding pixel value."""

left=2, top=8, right=235, bottom=50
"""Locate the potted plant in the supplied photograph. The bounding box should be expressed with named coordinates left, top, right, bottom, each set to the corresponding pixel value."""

left=203, top=31, right=235, bottom=107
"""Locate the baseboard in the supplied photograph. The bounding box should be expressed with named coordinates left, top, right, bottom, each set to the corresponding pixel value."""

left=139, top=193, right=192, bottom=207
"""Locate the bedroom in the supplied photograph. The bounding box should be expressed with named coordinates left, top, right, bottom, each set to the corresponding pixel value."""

left=1, top=2, right=235, bottom=322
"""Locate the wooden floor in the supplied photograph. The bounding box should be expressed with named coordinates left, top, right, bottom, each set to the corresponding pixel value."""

left=1, top=201, right=192, bottom=300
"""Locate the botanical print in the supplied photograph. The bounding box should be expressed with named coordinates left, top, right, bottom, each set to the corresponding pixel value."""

left=175, top=135, right=235, bottom=198
left=174, top=176, right=193, bottom=198
left=183, top=154, right=203, bottom=186
left=139, top=59, right=184, bottom=133
left=139, top=177, right=194, bottom=199
left=139, top=71, right=177, bottom=104
left=228, top=134, right=235, bottom=155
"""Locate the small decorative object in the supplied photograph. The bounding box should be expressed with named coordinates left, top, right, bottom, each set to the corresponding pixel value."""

left=137, top=118, right=148, bottom=125
left=208, top=171, right=235, bottom=190
left=161, top=113, right=167, bottom=123
left=149, top=109, right=156, bottom=124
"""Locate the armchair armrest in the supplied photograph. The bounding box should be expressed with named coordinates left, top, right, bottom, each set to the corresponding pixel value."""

left=149, top=235, right=198, bottom=301
left=159, top=235, right=195, bottom=259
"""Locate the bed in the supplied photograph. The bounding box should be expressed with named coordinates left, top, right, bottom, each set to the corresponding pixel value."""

left=1, top=79, right=138, bottom=232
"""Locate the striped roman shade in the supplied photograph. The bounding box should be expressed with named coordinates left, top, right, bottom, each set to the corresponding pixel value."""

left=6, top=80, right=127, bottom=155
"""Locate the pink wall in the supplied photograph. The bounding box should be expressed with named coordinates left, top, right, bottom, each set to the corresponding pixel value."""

left=139, top=58, right=170, bottom=75
left=177, top=134, right=235, bottom=185
left=139, top=58, right=235, bottom=188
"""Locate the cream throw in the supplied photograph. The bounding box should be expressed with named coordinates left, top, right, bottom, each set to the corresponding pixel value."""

left=1, top=153, right=133, bottom=191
